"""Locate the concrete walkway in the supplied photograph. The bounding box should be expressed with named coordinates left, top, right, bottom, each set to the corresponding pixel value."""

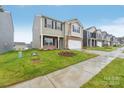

left=9, top=47, right=124, bottom=88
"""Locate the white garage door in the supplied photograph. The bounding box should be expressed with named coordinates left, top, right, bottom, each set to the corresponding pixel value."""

left=68, top=40, right=81, bottom=49
left=108, top=42, right=110, bottom=46
left=97, top=41, right=102, bottom=47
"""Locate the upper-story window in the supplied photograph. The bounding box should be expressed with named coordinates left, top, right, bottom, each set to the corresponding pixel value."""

left=96, top=31, right=102, bottom=39
left=57, top=22, right=61, bottom=30
left=91, top=33, right=94, bottom=38
left=97, top=33, right=100, bottom=39
left=54, top=21, right=63, bottom=31
left=103, top=33, right=107, bottom=39
left=72, top=24, right=80, bottom=33
left=44, top=18, right=52, bottom=28
left=55, top=21, right=57, bottom=29
left=52, top=20, right=54, bottom=29
left=61, top=23, right=63, bottom=31
left=44, top=18, right=47, bottom=27
left=47, top=19, right=52, bottom=28
left=87, top=31, right=91, bottom=38
left=44, top=18, right=63, bottom=31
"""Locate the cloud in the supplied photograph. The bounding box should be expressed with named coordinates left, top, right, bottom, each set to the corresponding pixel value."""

left=14, top=26, right=32, bottom=43
left=112, top=17, right=124, bottom=24
left=99, top=17, right=124, bottom=37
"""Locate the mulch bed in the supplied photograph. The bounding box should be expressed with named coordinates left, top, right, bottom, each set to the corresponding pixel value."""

left=32, top=58, right=41, bottom=64
left=58, top=51, right=76, bottom=57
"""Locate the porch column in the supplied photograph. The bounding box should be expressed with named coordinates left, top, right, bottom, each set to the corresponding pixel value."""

left=58, top=37, right=60, bottom=49
left=95, top=40, right=97, bottom=46
left=40, top=34, right=43, bottom=49
left=90, top=39, right=92, bottom=47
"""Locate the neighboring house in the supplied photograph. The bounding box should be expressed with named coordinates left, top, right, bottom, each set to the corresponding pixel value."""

left=85, top=26, right=97, bottom=47
left=118, top=37, right=124, bottom=45
left=96, top=29, right=102, bottom=47
left=0, top=6, right=14, bottom=53
left=26, top=42, right=32, bottom=49
left=112, top=36, right=119, bottom=46
left=111, top=36, right=116, bottom=46
left=109, top=34, right=113, bottom=46
left=105, top=34, right=112, bottom=46
left=83, top=28, right=114, bottom=47
left=32, top=15, right=83, bottom=50
left=14, top=42, right=28, bottom=50
left=64, top=19, right=83, bottom=49
left=101, top=31, right=108, bottom=46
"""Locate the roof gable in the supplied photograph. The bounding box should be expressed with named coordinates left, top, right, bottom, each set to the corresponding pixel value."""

left=65, top=19, right=82, bottom=27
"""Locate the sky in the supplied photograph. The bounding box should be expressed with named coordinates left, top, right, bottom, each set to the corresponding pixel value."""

left=4, top=5, right=124, bottom=43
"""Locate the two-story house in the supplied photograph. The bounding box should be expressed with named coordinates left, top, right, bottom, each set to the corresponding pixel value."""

left=96, top=29, right=103, bottom=47
left=32, top=15, right=83, bottom=50
left=111, top=36, right=119, bottom=46
left=64, top=19, right=83, bottom=49
left=101, top=31, right=107, bottom=46
left=0, top=6, right=14, bottom=53
left=105, top=34, right=113, bottom=46
left=85, top=26, right=97, bottom=47
left=118, top=37, right=124, bottom=45
left=32, top=15, right=64, bottom=50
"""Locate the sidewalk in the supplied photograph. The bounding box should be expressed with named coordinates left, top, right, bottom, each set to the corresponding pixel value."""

left=9, top=47, right=124, bottom=88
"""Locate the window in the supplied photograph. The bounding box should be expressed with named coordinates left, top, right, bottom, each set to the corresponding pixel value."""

left=44, top=18, right=47, bottom=27
left=87, top=32, right=91, bottom=38
left=73, top=25, right=75, bottom=32
left=44, top=18, right=52, bottom=28
left=72, top=24, right=80, bottom=33
left=78, top=27, right=80, bottom=33
left=44, top=18, right=63, bottom=31
left=44, top=37, right=54, bottom=45
left=47, top=19, right=52, bottom=28
left=55, top=21, right=57, bottom=29
left=52, top=21, right=54, bottom=29
left=61, top=23, right=63, bottom=31
left=57, top=22, right=61, bottom=30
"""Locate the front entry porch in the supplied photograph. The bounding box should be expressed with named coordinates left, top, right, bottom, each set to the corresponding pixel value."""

left=87, top=39, right=96, bottom=47
left=41, top=35, right=64, bottom=50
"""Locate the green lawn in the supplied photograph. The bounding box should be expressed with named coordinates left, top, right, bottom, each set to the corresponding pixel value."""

left=0, top=49, right=97, bottom=87
left=81, top=58, right=124, bottom=88
left=85, top=46, right=117, bottom=52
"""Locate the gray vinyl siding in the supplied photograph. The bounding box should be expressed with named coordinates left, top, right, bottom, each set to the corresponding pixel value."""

left=42, top=16, right=64, bottom=37
left=0, top=12, right=14, bottom=53
left=32, top=16, right=41, bottom=49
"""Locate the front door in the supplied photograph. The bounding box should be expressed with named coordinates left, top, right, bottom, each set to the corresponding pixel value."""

left=59, top=38, right=64, bottom=49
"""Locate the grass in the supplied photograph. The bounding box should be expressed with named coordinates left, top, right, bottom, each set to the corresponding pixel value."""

left=85, top=46, right=117, bottom=52
left=0, top=49, right=97, bottom=87
left=81, top=58, right=124, bottom=88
